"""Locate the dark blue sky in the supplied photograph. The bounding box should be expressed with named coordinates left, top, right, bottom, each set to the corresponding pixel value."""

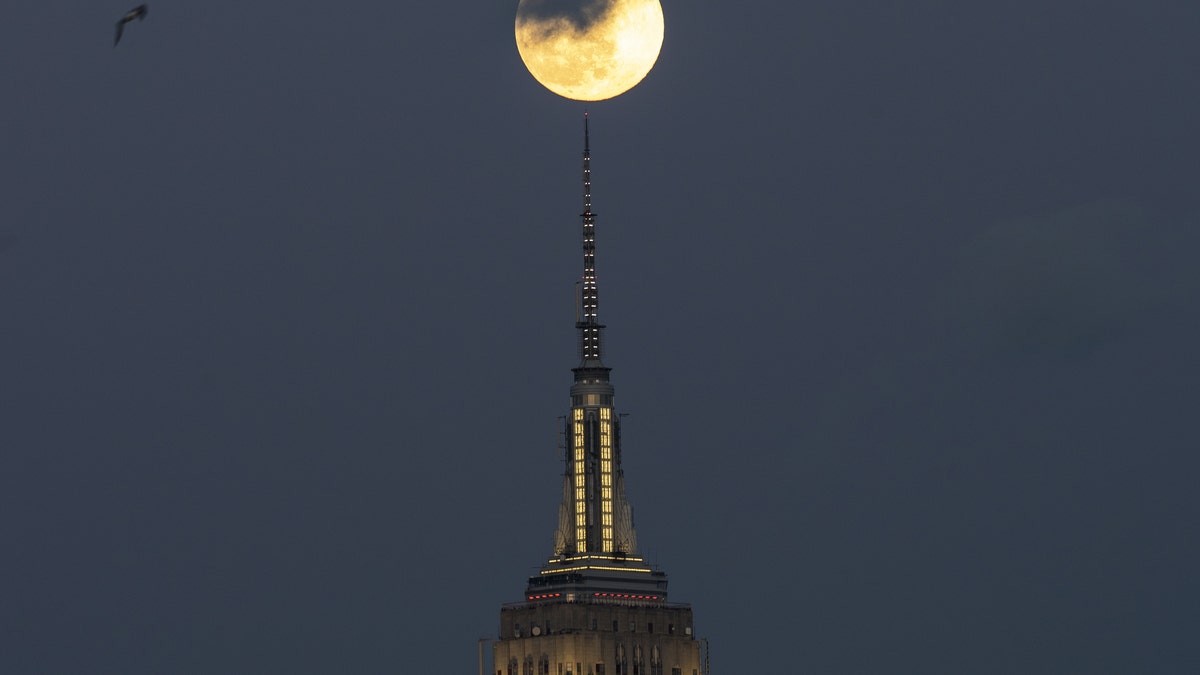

left=3, top=1, right=1198, bottom=673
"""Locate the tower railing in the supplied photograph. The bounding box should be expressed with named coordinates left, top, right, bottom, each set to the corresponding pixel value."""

left=500, top=597, right=693, bottom=611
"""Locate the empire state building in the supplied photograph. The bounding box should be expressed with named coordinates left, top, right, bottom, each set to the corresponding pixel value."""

left=492, top=116, right=706, bottom=675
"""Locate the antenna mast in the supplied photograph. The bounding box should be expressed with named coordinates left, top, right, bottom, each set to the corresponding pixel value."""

left=577, top=111, right=604, bottom=365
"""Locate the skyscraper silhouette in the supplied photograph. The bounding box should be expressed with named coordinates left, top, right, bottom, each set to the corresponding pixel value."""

left=492, top=115, right=705, bottom=675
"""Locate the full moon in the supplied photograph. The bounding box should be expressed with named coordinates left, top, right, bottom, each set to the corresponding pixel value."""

left=515, top=0, right=664, bottom=101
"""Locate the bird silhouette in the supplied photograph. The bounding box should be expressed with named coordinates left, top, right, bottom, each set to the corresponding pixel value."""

left=114, top=4, right=148, bottom=47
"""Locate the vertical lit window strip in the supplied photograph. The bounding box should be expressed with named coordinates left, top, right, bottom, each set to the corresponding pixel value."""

left=573, top=408, right=587, bottom=552
left=599, top=408, right=614, bottom=552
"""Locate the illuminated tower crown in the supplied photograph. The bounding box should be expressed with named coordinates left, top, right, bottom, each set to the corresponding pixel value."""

left=554, top=113, right=639, bottom=560
left=493, top=114, right=704, bottom=675
left=524, top=113, right=666, bottom=605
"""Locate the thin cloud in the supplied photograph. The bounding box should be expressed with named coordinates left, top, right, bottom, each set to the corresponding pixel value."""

left=517, top=0, right=616, bottom=31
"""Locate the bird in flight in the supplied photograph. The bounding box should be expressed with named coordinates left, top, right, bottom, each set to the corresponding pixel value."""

left=114, top=4, right=148, bottom=47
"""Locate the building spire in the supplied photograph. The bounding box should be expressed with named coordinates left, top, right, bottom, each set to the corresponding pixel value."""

left=578, top=111, right=604, bottom=366
left=529, top=110, right=661, bottom=607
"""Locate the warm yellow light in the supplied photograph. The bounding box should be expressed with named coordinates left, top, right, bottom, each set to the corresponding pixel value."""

left=550, top=554, right=645, bottom=563
left=515, top=0, right=665, bottom=101
left=540, top=564, right=652, bottom=575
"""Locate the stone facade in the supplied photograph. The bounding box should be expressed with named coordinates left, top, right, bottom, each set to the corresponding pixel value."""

left=495, top=601, right=701, bottom=675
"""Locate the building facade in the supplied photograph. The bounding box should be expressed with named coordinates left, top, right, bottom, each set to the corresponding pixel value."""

left=493, top=116, right=705, bottom=675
